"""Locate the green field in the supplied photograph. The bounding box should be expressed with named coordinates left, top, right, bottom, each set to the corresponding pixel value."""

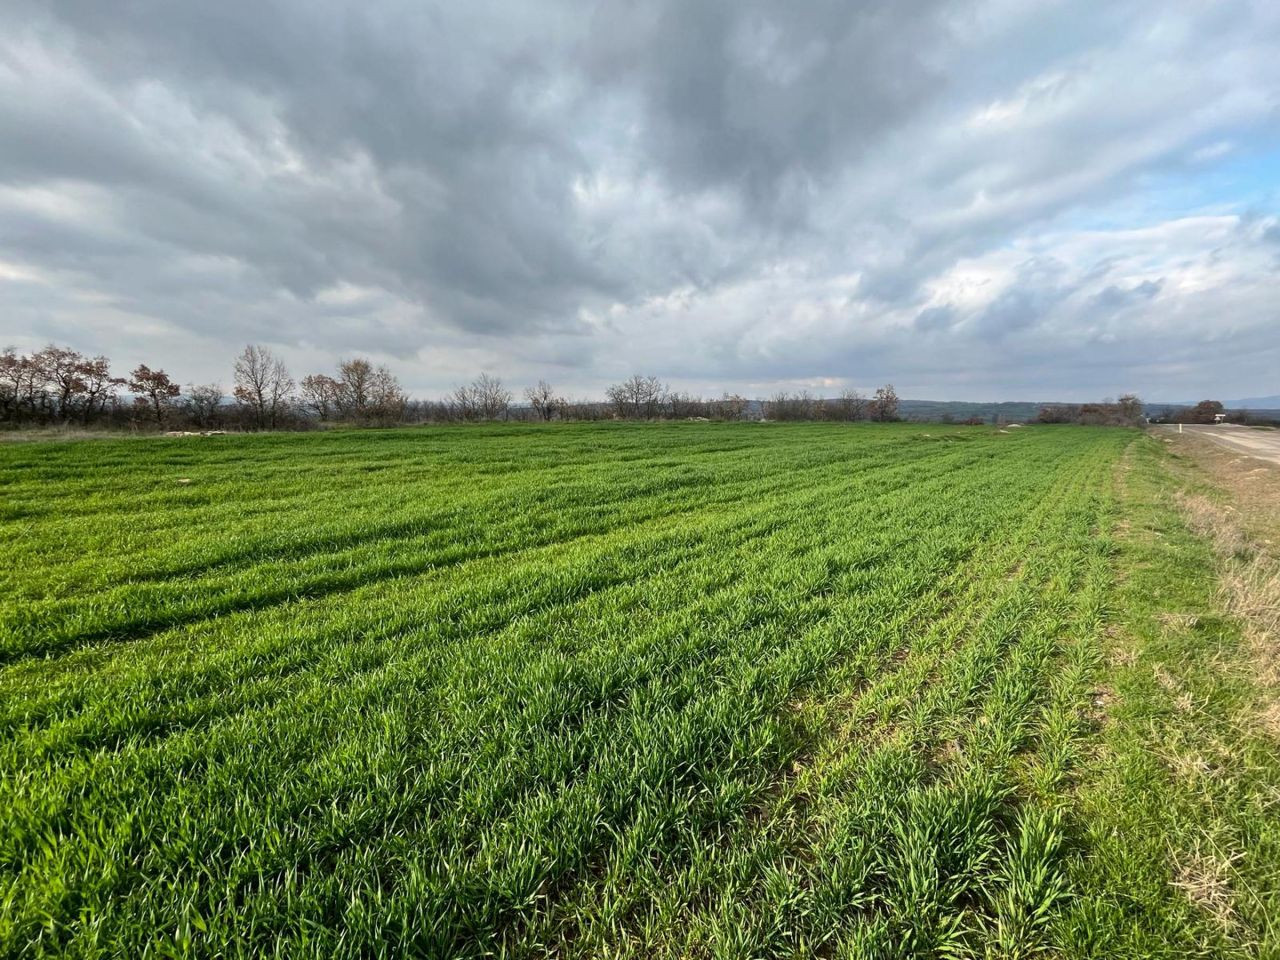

left=2, top=424, right=1278, bottom=958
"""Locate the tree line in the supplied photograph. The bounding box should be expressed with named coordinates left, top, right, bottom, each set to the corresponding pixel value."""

left=1, top=342, right=919, bottom=431
left=3, top=340, right=1156, bottom=432
left=1, top=343, right=406, bottom=431
left=1034, top=395, right=1145, bottom=426
left=761, top=385, right=900, bottom=422
left=1037, top=396, right=1278, bottom=428
left=1144, top=399, right=1280, bottom=426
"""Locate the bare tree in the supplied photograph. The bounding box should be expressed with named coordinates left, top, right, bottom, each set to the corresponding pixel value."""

left=450, top=373, right=511, bottom=421
left=668, top=391, right=706, bottom=418
left=129, top=365, right=181, bottom=425
left=837, top=388, right=867, bottom=422
left=77, top=356, right=125, bottom=425
left=233, top=344, right=294, bottom=429
left=764, top=389, right=817, bottom=421
left=333, top=359, right=375, bottom=419
left=185, top=383, right=224, bottom=428
left=474, top=373, right=512, bottom=419
left=606, top=375, right=666, bottom=419
left=870, top=384, right=900, bottom=422
left=300, top=374, right=340, bottom=421
left=362, top=363, right=407, bottom=425
left=525, top=380, right=561, bottom=421
left=301, top=360, right=405, bottom=425
left=449, top=382, right=476, bottom=421
left=716, top=393, right=749, bottom=421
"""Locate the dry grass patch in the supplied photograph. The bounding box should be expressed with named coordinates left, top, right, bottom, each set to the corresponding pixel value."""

left=1171, top=839, right=1245, bottom=934
left=1177, top=492, right=1248, bottom=558
left=1152, top=662, right=1181, bottom=693
left=1160, top=748, right=1213, bottom=784
left=1168, top=485, right=1280, bottom=734
left=1168, top=434, right=1280, bottom=551
left=1259, top=701, right=1280, bottom=738
left=1219, top=557, right=1280, bottom=675
left=1156, top=612, right=1200, bottom=631
left=1104, top=623, right=1138, bottom=667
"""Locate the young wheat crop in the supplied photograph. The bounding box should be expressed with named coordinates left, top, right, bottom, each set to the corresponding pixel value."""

left=2, top=423, right=1276, bottom=958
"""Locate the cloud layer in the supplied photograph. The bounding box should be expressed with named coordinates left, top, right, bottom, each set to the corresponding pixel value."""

left=1, top=0, right=1278, bottom=400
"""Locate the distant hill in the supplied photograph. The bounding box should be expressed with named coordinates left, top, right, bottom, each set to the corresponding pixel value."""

left=742, top=398, right=1049, bottom=423
left=584, top=395, right=1280, bottom=424
left=893, top=398, right=1280, bottom=424
left=896, top=399, right=1046, bottom=423
left=1149, top=396, right=1280, bottom=410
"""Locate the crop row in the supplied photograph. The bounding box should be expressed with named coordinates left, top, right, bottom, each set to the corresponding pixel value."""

left=0, top=423, right=1130, bottom=957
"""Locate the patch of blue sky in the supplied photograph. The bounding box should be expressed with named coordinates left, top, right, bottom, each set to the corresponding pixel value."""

left=1057, top=138, right=1280, bottom=235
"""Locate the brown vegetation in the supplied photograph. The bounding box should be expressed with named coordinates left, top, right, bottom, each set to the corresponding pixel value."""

left=762, top=384, right=894, bottom=421
left=1036, top=394, right=1144, bottom=426
left=1165, top=434, right=1280, bottom=733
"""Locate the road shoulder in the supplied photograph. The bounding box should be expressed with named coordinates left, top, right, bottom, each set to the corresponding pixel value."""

left=1058, top=432, right=1280, bottom=956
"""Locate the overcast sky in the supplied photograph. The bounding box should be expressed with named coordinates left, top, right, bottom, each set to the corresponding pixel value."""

left=2, top=0, right=1278, bottom=401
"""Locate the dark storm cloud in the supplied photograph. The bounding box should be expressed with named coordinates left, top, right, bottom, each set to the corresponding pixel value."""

left=1, top=0, right=1278, bottom=398
left=4, top=0, right=610, bottom=330
left=581, top=1, right=951, bottom=202
left=1, top=0, right=960, bottom=343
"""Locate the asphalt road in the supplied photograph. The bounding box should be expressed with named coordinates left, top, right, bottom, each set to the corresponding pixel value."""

left=1158, top=423, right=1280, bottom=466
